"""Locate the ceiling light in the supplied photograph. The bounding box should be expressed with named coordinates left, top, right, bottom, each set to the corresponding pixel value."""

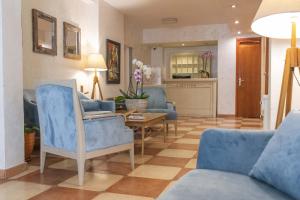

left=162, top=17, right=178, bottom=25
left=235, top=20, right=239, bottom=24
left=237, top=31, right=241, bottom=35
left=231, top=4, right=236, bottom=8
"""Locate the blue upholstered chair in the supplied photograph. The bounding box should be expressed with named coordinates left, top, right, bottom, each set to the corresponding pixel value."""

left=36, top=80, right=134, bottom=186
left=143, top=87, right=178, bottom=135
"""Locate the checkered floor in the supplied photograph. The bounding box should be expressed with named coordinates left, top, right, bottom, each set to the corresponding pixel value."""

left=0, top=117, right=262, bottom=200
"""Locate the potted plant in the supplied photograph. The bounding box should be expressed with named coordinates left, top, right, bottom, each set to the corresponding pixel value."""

left=24, top=124, right=39, bottom=162
left=120, top=59, right=152, bottom=112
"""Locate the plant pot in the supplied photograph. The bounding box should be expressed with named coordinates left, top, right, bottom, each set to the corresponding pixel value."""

left=125, top=99, right=148, bottom=112
left=24, top=132, right=36, bottom=162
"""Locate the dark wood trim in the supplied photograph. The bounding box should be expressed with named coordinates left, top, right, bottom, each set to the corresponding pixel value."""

left=106, top=39, right=121, bottom=84
left=32, top=9, right=57, bottom=56
left=265, top=38, right=270, bottom=95
left=0, top=163, right=27, bottom=179
left=63, top=22, right=81, bottom=60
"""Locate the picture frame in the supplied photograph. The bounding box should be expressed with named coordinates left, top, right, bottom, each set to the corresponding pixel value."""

left=63, top=22, right=81, bottom=60
left=32, top=9, right=57, bottom=56
left=106, top=39, right=121, bottom=84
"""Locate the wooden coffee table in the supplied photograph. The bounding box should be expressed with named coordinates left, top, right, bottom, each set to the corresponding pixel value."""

left=125, top=113, right=167, bottom=157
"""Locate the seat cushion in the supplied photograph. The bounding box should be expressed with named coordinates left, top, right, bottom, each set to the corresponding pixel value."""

left=145, top=109, right=177, bottom=120
left=250, top=111, right=300, bottom=200
left=84, top=116, right=133, bottom=152
left=158, top=170, right=292, bottom=200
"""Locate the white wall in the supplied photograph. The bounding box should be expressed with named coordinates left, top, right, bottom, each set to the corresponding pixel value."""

left=0, top=0, right=24, bottom=169
left=23, top=0, right=125, bottom=98
left=144, top=24, right=236, bottom=115
left=269, top=38, right=300, bottom=129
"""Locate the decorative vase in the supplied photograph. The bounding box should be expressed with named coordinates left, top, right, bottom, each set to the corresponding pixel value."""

left=24, top=132, right=36, bottom=162
left=125, top=99, right=148, bottom=112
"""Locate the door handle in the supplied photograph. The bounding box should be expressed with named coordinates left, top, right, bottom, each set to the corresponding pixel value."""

left=238, top=77, right=245, bottom=87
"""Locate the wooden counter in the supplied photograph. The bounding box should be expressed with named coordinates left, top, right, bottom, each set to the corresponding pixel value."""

left=163, top=78, right=217, bottom=117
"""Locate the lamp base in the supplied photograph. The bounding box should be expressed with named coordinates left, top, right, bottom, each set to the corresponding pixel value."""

left=91, top=72, right=104, bottom=100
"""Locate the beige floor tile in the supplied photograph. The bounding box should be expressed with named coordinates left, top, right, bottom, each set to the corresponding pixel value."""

left=128, top=165, right=181, bottom=180
left=169, top=127, right=193, bottom=131
left=108, top=153, right=153, bottom=165
left=187, top=130, right=203, bottom=136
left=185, top=159, right=197, bottom=169
left=157, top=149, right=196, bottom=158
left=58, top=172, right=123, bottom=191
left=10, top=166, right=40, bottom=179
left=174, top=138, right=199, bottom=145
left=49, top=159, right=104, bottom=171
left=0, top=181, right=50, bottom=200
left=93, top=192, right=154, bottom=200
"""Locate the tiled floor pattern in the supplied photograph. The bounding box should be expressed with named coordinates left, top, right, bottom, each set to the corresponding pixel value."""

left=1, top=117, right=262, bottom=200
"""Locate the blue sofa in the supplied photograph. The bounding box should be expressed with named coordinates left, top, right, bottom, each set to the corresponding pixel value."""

left=157, top=128, right=294, bottom=200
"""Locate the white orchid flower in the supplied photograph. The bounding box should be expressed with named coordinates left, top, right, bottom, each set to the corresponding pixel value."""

left=144, top=66, right=152, bottom=80
left=136, top=61, right=143, bottom=67
left=132, top=58, right=137, bottom=65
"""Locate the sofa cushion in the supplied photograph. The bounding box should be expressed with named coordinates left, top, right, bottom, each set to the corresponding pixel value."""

left=145, top=109, right=177, bottom=120
left=158, top=170, right=292, bottom=200
left=250, top=111, right=300, bottom=200
left=81, top=99, right=101, bottom=112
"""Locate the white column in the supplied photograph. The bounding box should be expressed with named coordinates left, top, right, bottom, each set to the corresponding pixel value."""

left=0, top=0, right=24, bottom=170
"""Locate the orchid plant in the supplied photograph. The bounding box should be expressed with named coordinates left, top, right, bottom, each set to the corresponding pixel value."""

left=120, top=58, right=152, bottom=99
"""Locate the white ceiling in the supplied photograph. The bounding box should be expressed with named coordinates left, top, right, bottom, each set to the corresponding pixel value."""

left=104, top=0, right=262, bottom=34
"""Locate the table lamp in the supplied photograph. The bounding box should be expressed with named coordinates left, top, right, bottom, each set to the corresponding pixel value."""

left=85, top=53, right=107, bottom=100
left=252, top=0, right=300, bottom=127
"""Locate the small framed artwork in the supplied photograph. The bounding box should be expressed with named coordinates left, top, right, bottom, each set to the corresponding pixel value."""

left=32, top=9, right=57, bottom=56
left=106, top=39, right=121, bottom=84
left=63, top=22, right=81, bottom=60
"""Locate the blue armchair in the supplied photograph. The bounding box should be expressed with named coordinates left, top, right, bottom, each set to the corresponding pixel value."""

left=158, top=128, right=293, bottom=200
left=36, top=80, right=134, bottom=186
left=143, top=87, right=178, bottom=135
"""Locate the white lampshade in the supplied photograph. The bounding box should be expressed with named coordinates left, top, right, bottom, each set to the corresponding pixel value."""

left=252, top=0, right=300, bottom=39
left=85, top=54, right=107, bottom=72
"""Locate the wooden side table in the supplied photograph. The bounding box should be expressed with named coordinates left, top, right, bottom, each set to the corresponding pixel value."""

left=125, top=113, right=167, bottom=157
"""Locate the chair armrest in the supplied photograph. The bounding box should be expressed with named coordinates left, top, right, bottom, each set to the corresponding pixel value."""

left=98, top=100, right=116, bottom=112
left=197, top=128, right=274, bottom=175
left=166, top=101, right=176, bottom=111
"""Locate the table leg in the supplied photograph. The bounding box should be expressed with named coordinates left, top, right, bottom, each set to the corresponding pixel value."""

left=141, top=126, right=145, bottom=157
left=163, top=120, right=166, bottom=143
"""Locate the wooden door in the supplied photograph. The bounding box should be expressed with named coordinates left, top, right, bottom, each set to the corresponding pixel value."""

left=236, top=37, right=261, bottom=118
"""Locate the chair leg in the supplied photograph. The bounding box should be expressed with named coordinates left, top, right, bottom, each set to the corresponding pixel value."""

left=129, top=145, right=135, bottom=170
left=175, top=120, right=178, bottom=136
left=40, top=151, right=46, bottom=174
left=77, top=158, right=85, bottom=186
left=166, top=123, right=169, bottom=135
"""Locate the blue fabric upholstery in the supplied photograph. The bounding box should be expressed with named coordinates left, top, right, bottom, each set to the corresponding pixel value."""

left=143, top=87, right=177, bottom=121
left=250, top=111, right=300, bottom=200
left=36, top=85, right=77, bottom=152
left=145, top=109, right=177, bottom=120
left=81, top=100, right=101, bottom=112
left=143, top=87, right=168, bottom=109
left=157, top=169, right=293, bottom=200
left=84, top=116, right=133, bottom=152
left=198, top=128, right=274, bottom=175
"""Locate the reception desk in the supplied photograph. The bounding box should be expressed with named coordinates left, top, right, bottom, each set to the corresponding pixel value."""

left=164, top=78, right=217, bottom=117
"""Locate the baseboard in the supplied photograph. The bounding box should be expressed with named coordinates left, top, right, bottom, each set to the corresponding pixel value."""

left=0, top=163, right=27, bottom=179
left=217, top=114, right=236, bottom=118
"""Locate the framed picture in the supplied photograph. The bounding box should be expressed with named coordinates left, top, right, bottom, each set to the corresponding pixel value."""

left=32, top=9, right=57, bottom=56
left=106, top=39, right=121, bottom=84
left=63, top=22, right=81, bottom=60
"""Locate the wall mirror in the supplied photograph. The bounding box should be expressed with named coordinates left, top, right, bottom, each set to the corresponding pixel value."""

left=32, top=9, right=57, bottom=55
left=63, top=22, right=81, bottom=60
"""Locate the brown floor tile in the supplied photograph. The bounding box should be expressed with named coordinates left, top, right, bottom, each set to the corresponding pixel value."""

left=29, top=156, right=64, bottom=167
left=146, top=156, right=190, bottom=168
left=29, top=186, right=99, bottom=200
left=182, top=134, right=200, bottom=139
left=89, top=162, right=134, bottom=176
left=174, top=168, right=193, bottom=180
left=107, top=177, right=169, bottom=198
left=135, top=147, right=162, bottom=156
left=17, top=168, right=76, bottom=185
left=168, top=143, right=199, bottom=151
